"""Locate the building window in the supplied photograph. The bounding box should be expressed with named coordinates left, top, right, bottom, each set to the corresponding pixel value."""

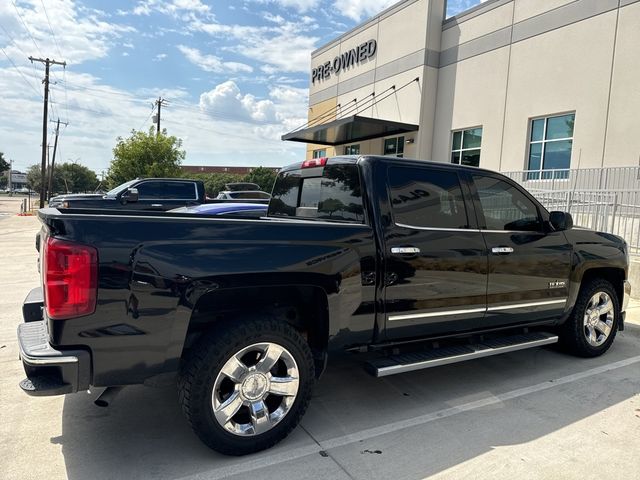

left=312, top=149, right=327, bottom=159
left=344, top=144, right=360, bottom=155
left=384, top=136, right=404, bottom=157
left=451, top=127, right=482, bottom=167
left=527, top=113, right=574, bottom=179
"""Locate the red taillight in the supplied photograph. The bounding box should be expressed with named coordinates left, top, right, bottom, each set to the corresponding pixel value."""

left=301, top=157, right=328, bottom=169
left=44, top=237, right=98, bottom=320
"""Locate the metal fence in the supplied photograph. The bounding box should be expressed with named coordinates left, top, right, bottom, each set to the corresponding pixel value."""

left=502, top=166, right=640, bottom=191
left=502, top=167, right=640, bottom=254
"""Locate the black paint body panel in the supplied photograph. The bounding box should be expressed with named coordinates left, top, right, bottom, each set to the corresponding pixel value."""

left=31, top=156, right=629, bottom=388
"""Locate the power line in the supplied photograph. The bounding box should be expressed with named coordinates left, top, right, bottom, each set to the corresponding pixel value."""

left=0, top=46, right=41, bottom=97
left=40, top=0, right=62, bottom=58
left=138, top=103, right=156, bottom=130
left=9, top=0, right=65, bottom=106
left=11, top=0, right=42, bottom=56
left=39, top=0, right=69, bottom=124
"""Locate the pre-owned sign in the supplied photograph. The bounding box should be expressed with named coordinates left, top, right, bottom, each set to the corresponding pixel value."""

left=312, top=39, right=377, bottom=84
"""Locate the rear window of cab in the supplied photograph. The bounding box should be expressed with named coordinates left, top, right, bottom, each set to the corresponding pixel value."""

left=268, top=163, right=364, bottom=223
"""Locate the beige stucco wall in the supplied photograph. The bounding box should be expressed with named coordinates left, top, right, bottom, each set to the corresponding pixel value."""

left=306, top=0, right=445, bottom=159
left=441, top=2, right=513, bottom=51
left=309, top=0, right=431, bottom=98
left=501, top=11, right=617, bottom=171
left=305, top=97, right=338, bottom=160
left=601, top=1, right=640, bottom=167
left=434, top=0, right=633, bottom=172
left=301, top=0, right=639, bottom=173
left=512, top=0, right=575, bottom=23
left=432, top=46, right=510, bottom=167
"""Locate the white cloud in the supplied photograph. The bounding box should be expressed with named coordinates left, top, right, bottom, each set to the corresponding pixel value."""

left=153, top=53, right=168, bottom=62
left=263, top=12, right=285, bottom=24
left=190, top=20, right=318, bottom=74
left=199, top=81, right=277, bottom=123
left=177, top=45, right=253, bottom=73
left=248, top=0, right=321, bottom=13
left=332, top=0, right=398, bottom=22
left=131, top=0, right=212, bottom=17
left=0, top=0, right=135, bottom=64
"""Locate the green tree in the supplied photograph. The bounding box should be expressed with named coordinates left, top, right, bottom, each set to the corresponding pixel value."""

left=107, top=127, right=185, bottom=187
left=242, top=167, right=277, bottom=193
left=0, top=175, right=7, bottom=190
left=26, top=162, right=99, bottom=194
left=56, top=163, right=99, bottom=193
left=0, top=152, right=9, bottom=174
left=26, top=164, right=46, bottom=192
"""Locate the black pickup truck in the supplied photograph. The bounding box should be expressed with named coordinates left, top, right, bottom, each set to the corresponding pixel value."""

left=18, top=155, right=630, bottom=455
left=48, top=177, right=207, bottom=211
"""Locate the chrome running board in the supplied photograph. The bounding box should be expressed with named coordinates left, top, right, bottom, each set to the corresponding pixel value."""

left=366, top=332, right=558, bottom=378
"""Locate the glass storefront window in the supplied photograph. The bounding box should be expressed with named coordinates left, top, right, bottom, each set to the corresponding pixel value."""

left=527, top=113, right=574, bottom=180
left=451, top=127, right=482, bottom=167
left=312, top=149, right=326, bottom=159
left=384, top=136, right=404, bottom=157
left=344, top=144, right=360, bottom=155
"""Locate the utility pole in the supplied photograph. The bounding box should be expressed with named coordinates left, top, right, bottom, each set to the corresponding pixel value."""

left=154, top=97, right=168, bottom=135
left=29, top=56, right=66, bottom=207
left=48, top=118, right=69, bottom=201
left=8, top=159, right=12, bottom=195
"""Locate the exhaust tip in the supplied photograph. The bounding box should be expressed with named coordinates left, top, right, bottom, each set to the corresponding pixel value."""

left=94, top=386, right=123, bottom=407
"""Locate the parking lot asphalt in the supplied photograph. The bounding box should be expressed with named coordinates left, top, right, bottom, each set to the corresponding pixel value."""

left=1, top=202, right=639, bottom=480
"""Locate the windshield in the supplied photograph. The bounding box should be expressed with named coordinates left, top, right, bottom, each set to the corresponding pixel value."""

left=106, top=179, right=138, bottom=196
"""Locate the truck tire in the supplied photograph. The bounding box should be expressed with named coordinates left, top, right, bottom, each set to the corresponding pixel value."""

left=178, top=319, right=315, bottom=455
left=559, top=279, right=619, bottom=357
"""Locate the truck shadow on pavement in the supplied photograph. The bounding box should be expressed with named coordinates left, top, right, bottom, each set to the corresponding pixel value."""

left=55, top=325, right=640, bottom=480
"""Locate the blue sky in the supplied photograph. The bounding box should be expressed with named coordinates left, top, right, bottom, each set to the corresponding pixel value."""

left=0, top=0, right=481, bottom=174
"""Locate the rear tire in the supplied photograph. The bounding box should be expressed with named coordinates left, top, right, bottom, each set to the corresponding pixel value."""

left=559, top=279, right=619, bottom=357
left=178, top=319, right=315, bottom=455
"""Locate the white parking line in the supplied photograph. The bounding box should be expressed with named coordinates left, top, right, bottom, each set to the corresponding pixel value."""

left=178, top=355, right=640, bottom=480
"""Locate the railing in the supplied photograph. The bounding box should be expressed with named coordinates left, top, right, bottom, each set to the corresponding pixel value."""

left=504, top=167, right=640, bottom=253
left=502, top=166, right=640, bottom=191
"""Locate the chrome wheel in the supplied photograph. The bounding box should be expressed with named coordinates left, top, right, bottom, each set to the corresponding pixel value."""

left=583, top=292, right=614, bottom=347
left=212, top=342, right=299, bottom=436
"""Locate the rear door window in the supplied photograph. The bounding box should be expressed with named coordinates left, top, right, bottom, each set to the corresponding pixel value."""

left=388, top=166, right=468, bottom=229
left=165, top=182, right=197, bottom=200
left=269, top=164, right=364, bottom=223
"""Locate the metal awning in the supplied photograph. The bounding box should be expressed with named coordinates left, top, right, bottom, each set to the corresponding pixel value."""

left=281, top=115, right=419, bottom=146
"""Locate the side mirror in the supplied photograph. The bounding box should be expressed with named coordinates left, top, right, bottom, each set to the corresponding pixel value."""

left=121, top=187, right=139, bottom=203
left=549, top=211, right=573, bottom=231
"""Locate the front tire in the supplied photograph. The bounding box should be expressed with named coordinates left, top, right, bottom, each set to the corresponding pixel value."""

left=559, top=279, right=619, bottom=357
left=178, top=319, right=315, bottom=455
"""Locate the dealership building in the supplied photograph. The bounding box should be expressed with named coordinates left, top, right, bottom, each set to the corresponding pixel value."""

left=283, top=0, right=640, bottom=177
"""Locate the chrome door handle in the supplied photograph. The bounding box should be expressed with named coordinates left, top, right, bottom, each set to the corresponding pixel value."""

left=491, top=246, right=514, bottom=254
left=151, top=204, right=163, bottom=207
left=391, top=246, right=421, bottom=254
